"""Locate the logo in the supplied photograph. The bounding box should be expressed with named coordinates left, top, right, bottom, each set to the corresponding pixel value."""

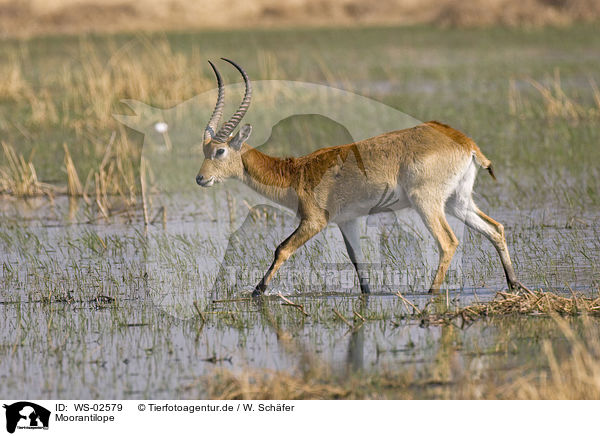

left=3, top=402, right=50, bottom=433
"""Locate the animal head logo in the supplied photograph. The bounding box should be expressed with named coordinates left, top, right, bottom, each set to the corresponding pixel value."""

left=114, top=70, right=421, bottom=195
left=3, top=402, right=50, bottom=434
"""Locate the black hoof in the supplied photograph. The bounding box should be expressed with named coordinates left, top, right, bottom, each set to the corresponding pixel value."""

left=509, top=281, right=533, bottom=294
left=252, top=279, right=267, bottom=297
left=252, top=285, right=265, bottom=297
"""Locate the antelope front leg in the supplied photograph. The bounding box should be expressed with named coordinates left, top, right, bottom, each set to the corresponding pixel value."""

left=253, top=217, right=327, bottom=297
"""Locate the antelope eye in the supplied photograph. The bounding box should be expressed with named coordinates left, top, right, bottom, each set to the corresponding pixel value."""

left=216, top=148, right=225, bottom=156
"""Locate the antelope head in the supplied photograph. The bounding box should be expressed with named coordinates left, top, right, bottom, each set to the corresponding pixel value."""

left=196, top=58, right=253, bottom=187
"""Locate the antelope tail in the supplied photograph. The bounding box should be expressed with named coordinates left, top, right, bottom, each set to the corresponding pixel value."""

left=473, top=147, right=496, bottom=181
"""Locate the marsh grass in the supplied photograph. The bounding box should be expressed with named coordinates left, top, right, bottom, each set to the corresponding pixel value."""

left=0, top=138, right=140, bottom=223
left=0, top=142, right=55, bottom=197
left=510, top=69, right=600, bottom=121
left=0, top=28, right=599, bottom=212
left=0, top=25, right=599, bottom=399
left=1, top=34, right=215, bottom=208
left=88, top=130, right=139, bottom=212
left=63, top=142, right=82, bottom=197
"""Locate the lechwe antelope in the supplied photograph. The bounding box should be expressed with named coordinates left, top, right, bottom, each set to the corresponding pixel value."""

left=196, top=59, right=525, bottom=296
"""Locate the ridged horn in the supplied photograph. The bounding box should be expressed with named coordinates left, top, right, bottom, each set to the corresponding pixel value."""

left=213, top=58, right=252, bottom=142
left=205, top=60, right=225, bottom=140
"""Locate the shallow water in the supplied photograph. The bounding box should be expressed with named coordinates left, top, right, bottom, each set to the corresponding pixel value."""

left=0, top=195, right=598, bottom=398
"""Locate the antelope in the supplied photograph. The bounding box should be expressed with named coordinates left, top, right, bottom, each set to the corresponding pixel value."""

left=196, top=58, right=525, bottom=297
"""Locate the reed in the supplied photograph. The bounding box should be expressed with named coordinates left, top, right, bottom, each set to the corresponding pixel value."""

left=510, top=69, right=600, bottom=121
left=0, top=142, right=54, bottom=197
left=63, top=143, right=83, bottom=197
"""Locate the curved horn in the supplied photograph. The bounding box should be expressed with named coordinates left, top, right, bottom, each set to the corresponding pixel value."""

left=205, top=60, right=225, bottom=140
left=213, top=58, right=252, bottom=142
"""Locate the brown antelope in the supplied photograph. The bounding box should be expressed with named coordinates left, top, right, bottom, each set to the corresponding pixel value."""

left=196, top=58, right=524, bottom=296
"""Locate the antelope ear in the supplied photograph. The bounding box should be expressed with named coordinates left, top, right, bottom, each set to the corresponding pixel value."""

left=229, top=124, right=252, bottom=150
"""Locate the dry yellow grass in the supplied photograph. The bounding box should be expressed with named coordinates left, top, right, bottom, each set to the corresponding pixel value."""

left=1, top=134, right=139, bottom=216
left=520, top=321, right=600, bottom=399
left=451, top=289, right=600, bottom=322
left=0, top=142, right=55, bottom=197
left=84, top=129, right=140, bottom=214
left=63, top=143, right=83, bottom=197
left=435, top=0, right=600, bottom=28
left=510, top=69, right=600, bottom=121
left=1, top=0, right=599, bottom=37
left=201, top=369, right=350, bottom=400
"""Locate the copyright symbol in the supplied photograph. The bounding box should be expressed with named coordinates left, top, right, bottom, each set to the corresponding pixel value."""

left=138, top=404, right=146, bottom=411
